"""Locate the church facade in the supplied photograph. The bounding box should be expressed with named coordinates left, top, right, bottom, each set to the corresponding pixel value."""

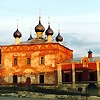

left=0, top=17, right=100, bottom=95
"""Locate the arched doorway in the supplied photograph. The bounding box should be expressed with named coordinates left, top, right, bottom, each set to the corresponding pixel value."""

left=25, top=77, right=31, bottom=91
left=87, top=83, right=98, bottom=96
left=25, top=77, right=31, bottom=85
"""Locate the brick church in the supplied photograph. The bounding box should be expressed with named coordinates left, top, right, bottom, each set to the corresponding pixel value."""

left=0, top=16, right=100, bottom=95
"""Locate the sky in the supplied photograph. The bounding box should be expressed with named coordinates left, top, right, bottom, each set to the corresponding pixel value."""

left=0, top=0, right=100, bottom=57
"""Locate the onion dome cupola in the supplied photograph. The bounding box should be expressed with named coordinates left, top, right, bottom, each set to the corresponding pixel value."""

left=88, top=50, right=92, bottom=54
left=56, top=28, right=63, bottom=44
left=45, top=23, right=54, bottom=36
left=28, top=27, right=33, bottom=40
left=35, top=16, right=45, bottom=33
left=35, top=16, right=45, bottom=38
left=56, top=33, right=63, bottom=42
left=13, top=28, right=22, bottom=38
left=45, top=19, right=54, bottom=42
left=28, top=33, right=33, bottom=40
left=13, top=28, right=22, bottom=44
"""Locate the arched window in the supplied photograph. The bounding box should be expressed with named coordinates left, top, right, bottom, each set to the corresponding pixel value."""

left=81, top=57, right=89, bottom=67
left=40, top=57, right=45, bottom=64
left=13, top=54, right=18, bottom=66
left=14, top=58, right=17, bottom=65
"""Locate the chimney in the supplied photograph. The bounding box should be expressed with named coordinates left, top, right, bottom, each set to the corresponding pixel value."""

left=88, top=50, right=92, bottom=58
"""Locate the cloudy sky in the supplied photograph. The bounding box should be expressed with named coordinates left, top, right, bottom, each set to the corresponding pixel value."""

left=0, top=0, right=100, bottom=57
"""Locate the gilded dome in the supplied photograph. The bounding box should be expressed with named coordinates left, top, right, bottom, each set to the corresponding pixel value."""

left=13, top=28, right=22, bottom=38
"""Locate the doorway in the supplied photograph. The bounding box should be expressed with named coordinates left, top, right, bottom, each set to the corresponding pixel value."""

left=87, top=83, right=98, bottom=96
left=13, top=75, right=17, bottom=84
left=40, top=74, right=44, bottom=84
